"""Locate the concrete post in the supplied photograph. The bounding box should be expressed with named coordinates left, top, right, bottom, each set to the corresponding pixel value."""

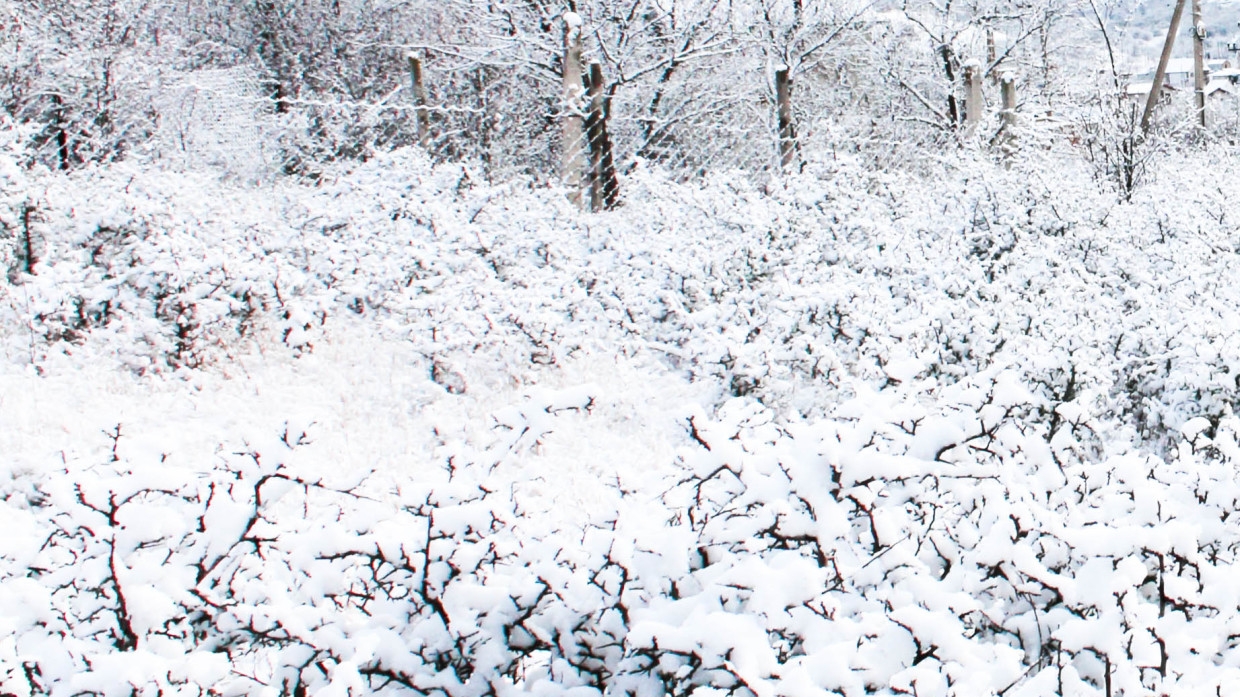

left=964, top=62, right=983, bottom=130
left=1193, top=0, right=1207, bottom=130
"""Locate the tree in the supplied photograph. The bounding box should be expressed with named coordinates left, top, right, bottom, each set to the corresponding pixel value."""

left=2, top=0, right=169, bottom=169
left=880, top=0, right=1077, bottom=132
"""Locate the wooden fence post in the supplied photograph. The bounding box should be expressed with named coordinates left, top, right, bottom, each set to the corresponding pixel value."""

left=407, top=53, right=431, bottom=149
left=964, top=62, right=983, bottom=131
left=775, top=68, right=796, bottom=172
left=561, top=13, right=586, bottom=207
left=586, top=62, right=620, bottom=211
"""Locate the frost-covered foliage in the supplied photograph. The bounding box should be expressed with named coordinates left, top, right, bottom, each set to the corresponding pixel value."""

left=9, top=127, right=1240, bottom=695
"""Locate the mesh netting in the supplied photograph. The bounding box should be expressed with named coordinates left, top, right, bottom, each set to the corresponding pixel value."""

left=153, top=67, right=281, bottom=181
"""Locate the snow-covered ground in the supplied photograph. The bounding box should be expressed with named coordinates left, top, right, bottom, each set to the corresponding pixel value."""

left=0, top=319, right=703, bottom=523
left=7, top=138, right=1240, bottom=695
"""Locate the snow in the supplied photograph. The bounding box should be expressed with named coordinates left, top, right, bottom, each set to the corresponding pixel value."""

left=10, top=131, right=1240, bottom=695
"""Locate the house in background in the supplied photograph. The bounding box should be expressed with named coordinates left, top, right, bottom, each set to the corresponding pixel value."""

left=1210, top=66, right=1240, bottom=86
left=1152, top=58, right=1230, bottom=87
left=1207, top=81, right=1239, bottom=99
left=1121, top=57, right=1236, bottom=103
left=1124, top=80, right=1176, bottom=103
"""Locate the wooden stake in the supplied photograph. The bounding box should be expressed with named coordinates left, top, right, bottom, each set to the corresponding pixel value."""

left=775, top=68, right=796, bottom=171
left=407, top=54, right=431, bottom=148
left=1142, top=0, right=1188, bottom=133
left=561, top=15, right=586, bottom=207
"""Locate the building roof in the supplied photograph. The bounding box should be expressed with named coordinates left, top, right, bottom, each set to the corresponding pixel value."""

left=1164, top=57, right=1196, bottom=74
left=1125, top=81, right=1178, bottom=97
left=1206, top=81, right=1238, bottom=97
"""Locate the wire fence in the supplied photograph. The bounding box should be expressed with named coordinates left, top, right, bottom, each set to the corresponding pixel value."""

left=154, top=67, right=283, bottom=181
left=413, top=71, right=792, bottom=192
left=145, top=56, right=814, bottom=190
left=134, top=25, right=1013, bottom=196
left=23, top=3, right=1202, bottom=192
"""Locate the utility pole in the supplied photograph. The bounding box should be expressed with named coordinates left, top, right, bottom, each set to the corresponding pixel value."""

left=1142, top=0, right=1188, bottom=133
left=1192, top=0, right=1207, bottom=130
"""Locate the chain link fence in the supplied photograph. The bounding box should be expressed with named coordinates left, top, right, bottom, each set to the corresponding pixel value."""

left=135, top=50, right=993, bottom=195
left=129, top=16, right=1023, bottom=193
left=403, top=57, right=847, bottom=199
left=409, top=63, right=786, bottom=190
left=153, top=67, right=283, bottom=181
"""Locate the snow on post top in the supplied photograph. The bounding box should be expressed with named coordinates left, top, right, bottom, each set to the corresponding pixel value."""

left=563, top=11, right=582, bottom=29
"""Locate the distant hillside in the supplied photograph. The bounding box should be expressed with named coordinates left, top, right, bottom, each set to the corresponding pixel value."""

left=1114, top=0, right=1240, bottom=68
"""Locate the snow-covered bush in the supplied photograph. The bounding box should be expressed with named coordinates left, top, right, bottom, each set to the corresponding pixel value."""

left=10, top=118, right=1240, bottom=694
left=0, top=119, right=40, bottom=281
left=13, top=388, right=1240, bottom=695
left=1, top=420, right=575, bottom=696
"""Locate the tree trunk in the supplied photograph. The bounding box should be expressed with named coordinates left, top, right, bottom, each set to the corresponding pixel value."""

left=986, top=27, right=997, bottom=83
left=939, top=44, right=961, bottom=124
left=775, top=68, right=796, bottom=171
left=51, top=94, right=70, bottom=171
left=256, top=0, right=291, bottom=114
left=21, top=202, right=38, bottom=275
left=999, top=73, right=1017, bottom=161
left=586, top=62, right=620, bottom=211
